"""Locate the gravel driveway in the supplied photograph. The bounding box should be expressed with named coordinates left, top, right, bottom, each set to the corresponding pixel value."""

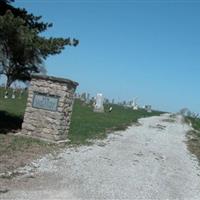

left=1, top=114, right=200, bottom=200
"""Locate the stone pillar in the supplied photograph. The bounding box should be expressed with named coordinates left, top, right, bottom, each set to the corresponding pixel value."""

left=21, top=75, right=78, bottom=143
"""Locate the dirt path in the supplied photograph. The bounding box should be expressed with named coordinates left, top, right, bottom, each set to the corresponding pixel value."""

left=1, top=114, right=200, bottom=200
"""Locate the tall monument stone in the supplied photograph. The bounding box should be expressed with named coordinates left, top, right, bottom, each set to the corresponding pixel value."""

left=93, top=93, right=104, bottom=113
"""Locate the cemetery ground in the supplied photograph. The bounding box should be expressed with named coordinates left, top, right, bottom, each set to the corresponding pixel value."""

left=1, top=113, right=200, bottom=199
left=0, top=87, right=162, bottom=176
left=0, top=88, right=200, bottom=199
left=1, top=88, right=200, bottom=199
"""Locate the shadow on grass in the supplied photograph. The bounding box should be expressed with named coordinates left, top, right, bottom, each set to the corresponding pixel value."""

left=0, top=111, right=23, bottom=134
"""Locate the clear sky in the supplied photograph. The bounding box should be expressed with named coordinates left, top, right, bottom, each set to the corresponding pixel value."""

left=12, top=0, right=200, bottom=113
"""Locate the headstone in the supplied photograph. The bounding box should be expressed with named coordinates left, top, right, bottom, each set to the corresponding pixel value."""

left=91, top=96, right=95, bottom=102
left=86, top=93, right=90, bottom=104
left=104, top=98, right=109, bottom=104
left=4, top=91, right=8, bottom=99
left=132, top=97, right=139, bottom=110
left=21, top=75, right=78, bottom=143
left=133, top=105, right=138, bottom=110
left=18, top=89, right=23, bottom=99
left=11, top=89, right=16, bottom=99
left=75, top=93, right=81, bottom=99
left=124, top=101, right=131, bottom=108
left=145, top=105, right=152, bottom=113
left=81, top=92, right=86, bottom=101
left=93, top=93, right=104, bottom=113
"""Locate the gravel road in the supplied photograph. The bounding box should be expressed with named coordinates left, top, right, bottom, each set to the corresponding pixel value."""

left=1, top=114, right=200, bottom=200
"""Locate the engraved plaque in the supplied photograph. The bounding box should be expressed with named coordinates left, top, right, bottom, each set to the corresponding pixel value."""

left=32, top=92, right=59, bottom=111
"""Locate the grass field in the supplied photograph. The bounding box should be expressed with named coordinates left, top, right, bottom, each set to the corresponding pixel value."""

left=1, top=86, right=200, bottom=175
left=69, top=100, right=162, bottom=144
left=0, top=87, right=163, bottom=173
left=0, top=88, right=27, bottom=133
left=0, top=87, right=163, bottom=144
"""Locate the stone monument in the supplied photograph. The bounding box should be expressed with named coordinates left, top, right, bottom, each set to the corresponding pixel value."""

left=132, top=97, right=139, bottom=110
left=4, top=91, right=8, bottom=99
left=93, top=93, right=104, bottom=113
left=21, top=75, right=78, bottom=142
left=11, top=89, right=16, bottom=99
left=19, top=89, right=23, bottom=99
left=86, top=93, right=90, bottom=104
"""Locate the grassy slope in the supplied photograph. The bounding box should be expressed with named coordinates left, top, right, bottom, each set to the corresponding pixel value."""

left=186, top=117, right=200, bottom=163
left=0, top=87, right=163, bottom=173
left=188, top=117, right=200, bottom=133
left=0, top=87, right=163, bottom=143
left=69, top=100, right=163, bottom=144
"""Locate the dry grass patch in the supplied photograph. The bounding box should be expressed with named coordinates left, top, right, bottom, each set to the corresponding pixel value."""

left=186, top=130, right=200, bottom=163
left=0, top=134, right=58, bottom=175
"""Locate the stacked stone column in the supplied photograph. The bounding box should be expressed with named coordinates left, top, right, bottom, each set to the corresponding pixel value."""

left=21, top=75, right=78, bottom=142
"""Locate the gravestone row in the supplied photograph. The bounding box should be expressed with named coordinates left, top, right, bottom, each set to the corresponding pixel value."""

left=75, top=92, right=152, bottom=113
left=19, top=74, right=153, bottom=144
left=1, top=88, right=25, bottom=99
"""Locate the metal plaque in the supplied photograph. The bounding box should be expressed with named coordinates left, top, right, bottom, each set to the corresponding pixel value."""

left=32, top=92, right=59, bottom=111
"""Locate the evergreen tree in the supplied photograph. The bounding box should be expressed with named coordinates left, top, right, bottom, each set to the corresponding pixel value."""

left=0, top=0, right=79, bottom=87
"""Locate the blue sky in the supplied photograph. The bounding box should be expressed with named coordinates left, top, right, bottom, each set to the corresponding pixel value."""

left=12, top=0, right=200, bottom=113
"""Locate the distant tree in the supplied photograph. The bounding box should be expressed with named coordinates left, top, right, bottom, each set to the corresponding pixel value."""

left=179, top=108, right=190, bottom=116
left=0, top=0, right=79, bottom=88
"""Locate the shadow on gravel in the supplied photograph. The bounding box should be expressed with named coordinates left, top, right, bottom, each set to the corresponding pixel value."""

left=0, top=111, right=23, bottom=134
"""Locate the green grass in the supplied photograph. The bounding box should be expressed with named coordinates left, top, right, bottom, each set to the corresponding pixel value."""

left=0, top=88, right=27, bottom=115
left=0, top=87, right=27, bottom=133
left=69, top=100, right=163, bottom=144
left=187, top=117, right=200, bottom=135
left=0, top=87, right=163, bottom=173
left=0, top=86, right=163, bottom=144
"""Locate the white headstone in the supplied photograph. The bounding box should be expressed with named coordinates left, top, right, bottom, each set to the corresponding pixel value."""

left=19, top=89, right=23, bottom=99
left=12, top=89, right=16, bottom=99
left=86, top=93, right=90, bottom=104
left=148, top=105, right=152, bottom=113
left=4, top=91, right=8, bottom=99
left=132, top=97, right=139, bottom=110
left=93, top=93, right=104, bottom=113
left=81, top=92, right=86, bottom=101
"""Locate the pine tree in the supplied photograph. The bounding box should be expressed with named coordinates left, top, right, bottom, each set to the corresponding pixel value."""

left=0, top=0, right=79, bottom=87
